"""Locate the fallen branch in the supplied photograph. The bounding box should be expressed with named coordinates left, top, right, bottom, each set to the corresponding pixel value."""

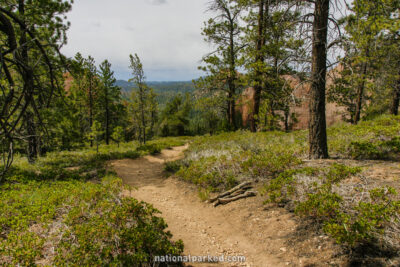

left=209, top=181, right=252, bottom=203
left=213, top=191, right=257, bottom=207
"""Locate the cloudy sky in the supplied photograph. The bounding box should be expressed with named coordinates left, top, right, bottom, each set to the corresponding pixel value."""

left=62, top=0, right=211, bottom=81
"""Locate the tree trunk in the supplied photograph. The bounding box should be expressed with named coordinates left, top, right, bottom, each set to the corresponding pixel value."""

left=309, top=0, right=329, bottom=159
left=250, top=0, right=267, bottom=132
left=354, top=58, right=368, bottom=124
left=228, top=85, right=236, bottom=129
left=284, top=108, right=289, bottom=132
left=150, top=110, right=155, bottom=136
left=89, top=74, right=94, bottom=147
left=105, top=89, right=110, bottom=145
left=391, top=68, right=400, bottom=116
left=228, top=21, right=237, bottom=131
left=139, top=86, right=146, bottom=144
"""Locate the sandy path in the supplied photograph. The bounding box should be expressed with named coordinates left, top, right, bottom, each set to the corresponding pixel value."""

left=110, top=146, right=337, bottom=267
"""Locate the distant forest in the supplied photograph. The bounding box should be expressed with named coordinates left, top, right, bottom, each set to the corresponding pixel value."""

left=116, top=80, right=196, bottom=107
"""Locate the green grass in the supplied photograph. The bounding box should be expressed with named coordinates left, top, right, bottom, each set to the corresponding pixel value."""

left=0, top=137, right=190, bottom=266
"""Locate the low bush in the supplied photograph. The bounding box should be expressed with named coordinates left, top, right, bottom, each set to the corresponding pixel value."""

left=349, top=137, right=400, bottom=160
left=0, top=176, right=183, bottom=266
left=263, top=163, right=400, bottom=247
left=175, top=131, right=303, bottom=192
left=0, top=137, right=190, bottom=265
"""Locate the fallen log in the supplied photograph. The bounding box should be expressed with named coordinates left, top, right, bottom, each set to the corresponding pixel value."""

left=209, top=181, right=252, bottom=203
left=213, top=191, right=257, bottom=207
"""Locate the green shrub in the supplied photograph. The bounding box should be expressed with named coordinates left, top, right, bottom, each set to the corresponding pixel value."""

left=323, top=187, right=400, bottom=246
left=164, top=161, right=182, bottom=173
left=295, top=189, right=343, bottom=221
left=349, top=141, right=385, bottom=159
left=263, top=163, right=400, bottom=247
left=137, top=143, right=162, bottom=155
left=0, top=137, right=190, bottom=265
left=262, top=167, right=318, bottom=204
left=0, top=176, right=184, bottom=266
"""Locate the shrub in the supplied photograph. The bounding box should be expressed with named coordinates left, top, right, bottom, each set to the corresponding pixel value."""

left=0, top=176, right=184, bottom=266
left=263, top=163, right=400, bottom=247
left=0, top=137, right=190, bottom=265
left=323, top=187, right=400, bottom=246
left=349, top=141, right=386, bottom=160
left=137, top=143, right=162, bottom=155
left=164, top=161, right=182, bottom=173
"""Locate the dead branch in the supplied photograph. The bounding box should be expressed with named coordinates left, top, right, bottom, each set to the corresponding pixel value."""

left=209, top=181, right=252, bottom=202
left=213, top=191, right=257, bottom=207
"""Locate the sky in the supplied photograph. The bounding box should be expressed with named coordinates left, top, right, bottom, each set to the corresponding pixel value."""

left=61, top=0, right=211, bottom=81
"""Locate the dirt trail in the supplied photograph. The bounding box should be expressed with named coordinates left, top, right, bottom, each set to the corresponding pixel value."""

left=110, top=146, right=339, bottom=267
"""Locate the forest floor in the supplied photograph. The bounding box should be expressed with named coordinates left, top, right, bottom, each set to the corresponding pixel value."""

left=108, top=145, right=370, bottom=267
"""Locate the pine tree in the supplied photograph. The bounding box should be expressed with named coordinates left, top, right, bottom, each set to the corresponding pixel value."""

left=198, top=0, right=245, bottom=130
left=98, top=60, right=121, bottom=145
left=128, top=54, right=155, bottom=144
left=85, top=56, right=98, bottom=147
left=241, top=0, right=303, bottom=131
left=0, top=0, right=72, bottom=167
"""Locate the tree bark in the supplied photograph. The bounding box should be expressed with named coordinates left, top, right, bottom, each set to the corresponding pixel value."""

left=309, top=0, right=329, bottom=159
left=250, top=0, right=267, bottom=132
left=228, top=15, right=237, bottom=131
left=353, top=52, right=369, bottom=124
left=228, top=87, right=236, bottom=129
left=391, top=68, right=400, bottom=116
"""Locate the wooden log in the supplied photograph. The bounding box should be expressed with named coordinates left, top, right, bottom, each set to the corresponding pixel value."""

left=209, top=181, right=252, bottom=203
left=213, top=191, right=257, bottom=207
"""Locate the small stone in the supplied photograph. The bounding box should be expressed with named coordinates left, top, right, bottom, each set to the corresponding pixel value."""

left=280, top=247, right=287, bottom=252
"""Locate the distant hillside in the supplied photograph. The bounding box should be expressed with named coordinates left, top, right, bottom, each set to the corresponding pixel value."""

left=116, top=80, right=196, bottom=106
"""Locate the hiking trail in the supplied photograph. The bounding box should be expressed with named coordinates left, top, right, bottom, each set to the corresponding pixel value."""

left=110, top=145, right=338, bottom=267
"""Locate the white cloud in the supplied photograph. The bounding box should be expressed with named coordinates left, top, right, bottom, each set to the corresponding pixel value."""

left=62, top=0, right=211, bottom=81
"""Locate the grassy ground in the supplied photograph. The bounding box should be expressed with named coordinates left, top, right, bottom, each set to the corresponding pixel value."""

left=175, top=115, right=400, bottom=191
left=173, top=115, right=400, bottom=261
left=0, top=137, right=191, bottom=266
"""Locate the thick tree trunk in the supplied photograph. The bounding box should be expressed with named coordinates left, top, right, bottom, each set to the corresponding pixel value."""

left=250, top=0, right=266, bottom=132
left=391, top=69, right=400, bottom=116
left=309, top=0, right=329, bottom=159
left=354, top=60, right=368, bottom=124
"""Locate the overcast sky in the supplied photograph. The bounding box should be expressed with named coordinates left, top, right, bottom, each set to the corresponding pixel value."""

left=62, top=0, right=211, bottom=81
